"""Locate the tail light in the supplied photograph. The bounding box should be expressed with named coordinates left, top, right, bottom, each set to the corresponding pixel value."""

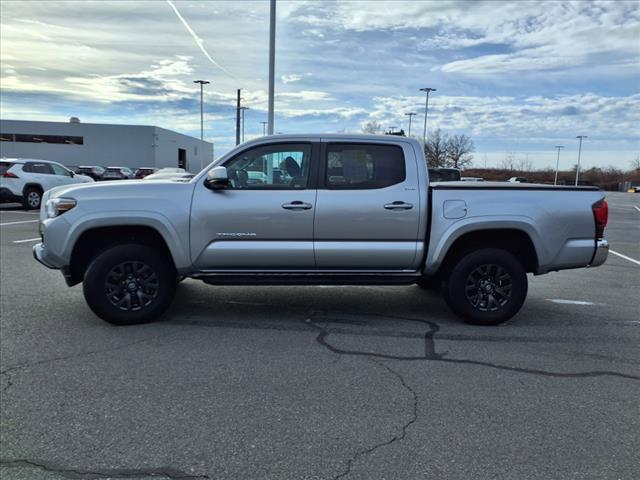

left=2, top=171, right=19, bottom=178
left=592, top=199, right=608, bottom=240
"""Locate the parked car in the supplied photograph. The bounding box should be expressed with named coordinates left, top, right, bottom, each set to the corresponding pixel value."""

left=33, top=134, right=609, bottom=327
left=428, top=168, right=461, bottom=182
left=142, top=169, right=189, bottom=181
left=134, top=167, right=158, bottom=179
left=508, top=177, right=528, bottom=183
left=0, top=158, right=93, bottom=209
left=102, top=166, right=134, bottom=180
left=75, top=165, right=105, bottom=181
left=143, top=172, right=194, bottom=181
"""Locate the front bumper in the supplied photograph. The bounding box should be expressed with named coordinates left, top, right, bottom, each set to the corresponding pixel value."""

left=33, top=242, right=57, bottom=269
left=589, top=239, right=609, bottom=267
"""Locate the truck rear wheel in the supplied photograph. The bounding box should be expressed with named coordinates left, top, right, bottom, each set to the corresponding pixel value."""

left=82, top=244, right=176, bottom=325
left=444, top=248, right=527, bottom=326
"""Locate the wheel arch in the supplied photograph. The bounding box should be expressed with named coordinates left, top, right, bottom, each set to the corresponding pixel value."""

left=67, top=224, right=182, bottom=286
left=429, top=224, right=540, bottom=277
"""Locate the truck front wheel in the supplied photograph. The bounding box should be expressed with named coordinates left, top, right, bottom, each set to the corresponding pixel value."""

left=444, top=248, right=527, bottom=326
left=82, top=244, right=176, bottom=325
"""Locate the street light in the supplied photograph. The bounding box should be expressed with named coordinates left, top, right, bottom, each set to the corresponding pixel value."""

left=260, top=121, right=268, bottom=136
left=554, top=145, right=564, bottom=185
left=267, top=0, right=276, bottom=135
left=193, top=80, right=210, bottom=141
left=389, top=126, right=397, bottom=134
left=193, top=80, right=210, bottom=171
left=404, top=112, right=416, bottom=136
left=240, top=106, right=249, bottom=143
left=575, top=135, right=587, bottom=186
left=419, top=87, right=436, bottom=146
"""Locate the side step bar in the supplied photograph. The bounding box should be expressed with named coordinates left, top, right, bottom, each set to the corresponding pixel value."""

left=197, top=273, right=420, bottom=286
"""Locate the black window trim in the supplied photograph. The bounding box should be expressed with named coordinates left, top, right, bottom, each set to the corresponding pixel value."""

left=219, top=141, right=320, bottom=191
left=319, top=141, right=407, bottom=190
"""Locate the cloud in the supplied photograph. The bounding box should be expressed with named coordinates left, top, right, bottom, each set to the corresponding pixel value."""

left=281, top=74, right=303, bottom=84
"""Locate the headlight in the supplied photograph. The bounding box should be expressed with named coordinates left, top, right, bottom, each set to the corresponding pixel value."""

left=45, top=198, right=76, bottom=218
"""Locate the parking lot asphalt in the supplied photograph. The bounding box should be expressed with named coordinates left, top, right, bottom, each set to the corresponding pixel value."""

left=1, top=192, right=639, bottom=480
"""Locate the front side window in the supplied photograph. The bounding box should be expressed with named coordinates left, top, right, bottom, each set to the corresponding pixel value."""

left=325, top=143, right=405, bottom=189
left=224, top=143, right=311, bottom=190
left=51, top=164, right=72, bottom=176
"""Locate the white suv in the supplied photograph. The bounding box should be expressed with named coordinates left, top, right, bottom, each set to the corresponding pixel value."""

left=0, top=158, right=94, bottom=209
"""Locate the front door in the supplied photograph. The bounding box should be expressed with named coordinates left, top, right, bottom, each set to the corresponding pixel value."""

left=190, top=141, right=318, bottom=270
left=314, top=141, right=422, bottom=270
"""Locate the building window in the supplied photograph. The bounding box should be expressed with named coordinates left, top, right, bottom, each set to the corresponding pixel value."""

left=0, top=133, right=84, bottom=145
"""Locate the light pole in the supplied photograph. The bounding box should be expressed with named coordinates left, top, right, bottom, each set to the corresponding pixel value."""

left=554, top=145, right=564, bottom=185
left=389, top=126, right=397, bottom=134
left=267, top=0, right=276, bottom=135
left=193, top=80, right=209, bottom=171
left=260, top=121, right=268, bottom=136
left=575, top=135, right=587, bottom=186
left=405, top=112, right=416, bottom=136
left=240, top=106, right=249, bottom=143
left=419, top=87, right=436, bottom=147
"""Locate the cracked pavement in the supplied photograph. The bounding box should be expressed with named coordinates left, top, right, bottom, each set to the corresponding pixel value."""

left=1, top=192, right=639, bottom=479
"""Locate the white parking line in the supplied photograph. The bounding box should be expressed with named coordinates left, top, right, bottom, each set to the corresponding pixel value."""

left=634, top=205, right=640, bottom=213
left=547, top=299, right=603, bottom=306
left=12, top=237, right=41, bottom=244
left=0, top=220, right=39, bottom=226
left=0, top=210, right=40, bottom=215
left=610, top=250, right=640, bottom=266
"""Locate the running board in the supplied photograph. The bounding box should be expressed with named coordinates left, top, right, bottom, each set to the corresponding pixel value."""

left=197, top=273, right=419, bottom=286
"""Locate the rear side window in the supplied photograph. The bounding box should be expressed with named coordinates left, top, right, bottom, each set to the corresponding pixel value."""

left=0, top=161, right=13, bottom=174
left=325, top=143, right=405, bottom=189
left=23, top=162, right=53, bottom=174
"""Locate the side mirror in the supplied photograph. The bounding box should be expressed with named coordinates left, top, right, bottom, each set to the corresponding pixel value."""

left=204, top=166, right=229, bottom=190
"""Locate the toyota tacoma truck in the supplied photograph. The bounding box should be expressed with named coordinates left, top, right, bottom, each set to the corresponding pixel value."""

left=33, top=135, right=609, bottom=326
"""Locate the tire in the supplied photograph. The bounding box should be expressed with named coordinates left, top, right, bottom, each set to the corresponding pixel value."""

left=23, top=187, right=42, bottom=210
left=416, top=275, right=443, bottom=292
left=444, top=248, right=527, bottom=326
left=82, top=244, right=176, bottom=325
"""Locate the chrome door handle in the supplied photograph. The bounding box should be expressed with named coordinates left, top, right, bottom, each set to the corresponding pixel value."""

left=282, top=201, right=312, bottom=210
left=384, top=201, right=413, bottom=210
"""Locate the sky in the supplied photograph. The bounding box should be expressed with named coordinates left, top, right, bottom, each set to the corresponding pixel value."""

left=1, top=0, right=639, bottom=170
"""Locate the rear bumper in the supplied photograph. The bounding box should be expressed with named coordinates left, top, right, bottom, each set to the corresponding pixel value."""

left=589, top=239, right=609, bottom=267
left=0, top=187, right=22, bottom=203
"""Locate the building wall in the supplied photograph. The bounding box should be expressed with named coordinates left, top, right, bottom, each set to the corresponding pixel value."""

left=0, top=120, right=213, bottom=172
left=153, top=126, right=214, bottom=172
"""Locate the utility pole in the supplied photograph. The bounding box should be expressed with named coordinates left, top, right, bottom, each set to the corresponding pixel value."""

left=419, top=87, right=436, bottom=147
left=235, top=89, right=241, bottom=146
left=193, top=80, right=209, bottom=172
left=575, top=135, right=587, bottom=186
left=554, top=145, right=564, bottom=185
left=260, top=121, right=268, bottom=136
left=267, top=0, right=276, bottom=135
left=240, top=106, right=249, bottom=143
left=405, top=112, right=416, bottom=136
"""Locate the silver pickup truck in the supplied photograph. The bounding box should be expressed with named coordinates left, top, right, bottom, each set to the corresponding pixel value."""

left=33, top=134, right=609, bottom=326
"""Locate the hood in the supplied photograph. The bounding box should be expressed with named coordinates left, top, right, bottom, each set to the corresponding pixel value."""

left=47, top=178, right=194, bottom=201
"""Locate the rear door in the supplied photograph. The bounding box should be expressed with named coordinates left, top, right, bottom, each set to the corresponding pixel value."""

left=314, top=141, right=421, bottom=270
left=190, top=141, right=319, bottom=270
left=23, top=161, right=58, bottom=191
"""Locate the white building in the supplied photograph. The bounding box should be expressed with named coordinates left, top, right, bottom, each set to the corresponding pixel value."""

left=0, top=119, right=213, bottom=172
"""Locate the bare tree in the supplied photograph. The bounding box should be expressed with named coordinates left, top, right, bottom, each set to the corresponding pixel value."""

left=446, top=134, right=474, bottom=169
left=516, top=154, right=533, bottom=172
left=631, top=154, right=640, bottom=171
left=424, top=128, right=449, bottom=168
left=362, top=120, right=382, bottom=135
left=499, top=152, right=517, bottom=172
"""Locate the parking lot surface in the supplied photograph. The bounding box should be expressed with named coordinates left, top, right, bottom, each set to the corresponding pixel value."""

left=1, top=192, right=639, bottom=480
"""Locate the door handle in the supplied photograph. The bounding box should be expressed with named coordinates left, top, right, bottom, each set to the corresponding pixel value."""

left=282, top=201, right=313, bottom=210
left=384, top=201, right=413, bottom=210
